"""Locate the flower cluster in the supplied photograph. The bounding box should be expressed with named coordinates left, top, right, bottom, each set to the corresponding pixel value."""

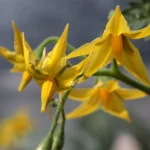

left=0, top=6, right=150, bottom=122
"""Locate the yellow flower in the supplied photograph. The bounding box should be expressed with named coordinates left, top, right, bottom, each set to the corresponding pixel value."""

left=22, top=24, right=89, bottom=112
left=66, top=6, right=150, bottom=85
left=66, top=80, right=147, bottom=121
left=0, top=22, right=32, bottom=91
left=0, top=109, right=32, bottom=148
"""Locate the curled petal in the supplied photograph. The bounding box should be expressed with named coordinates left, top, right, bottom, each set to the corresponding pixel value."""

left=124, top=25, right=150, bottom=39
left=115, top=88, right=147, bottom=100
left=10, top=64, right=25, bottom=73
left=0, top=47, right=24, bottom=64
left=41, top=79, right=56, bottom=112
left=119, top=37, right=150, bottom=85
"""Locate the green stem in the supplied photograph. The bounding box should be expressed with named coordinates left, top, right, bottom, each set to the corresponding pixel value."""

left=93, top=69, right=150, bottom=94
left=34, top=36, right=76, bottom=60
left=39, top=90, right=71, bottom=150
left=52, top=108, right=66, bottom=150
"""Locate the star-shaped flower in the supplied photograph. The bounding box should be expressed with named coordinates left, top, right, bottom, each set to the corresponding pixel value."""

left=66, top=80, right=147, bottom=121
left=0, top=22, right=32, bottom=91
left=66, top=6, right=150, bottom=85
left=23, top=24, right=89, bottom=112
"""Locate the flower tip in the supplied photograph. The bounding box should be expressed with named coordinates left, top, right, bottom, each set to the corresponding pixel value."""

left=116, top=5, right=120, bottom=9
left=64, top=23, right=69, bottom=32
left=18, top=87, right=23, bottom=92
left=116, top=5, right=121, bottom=12
left=41, top=108, right=46, bottom=113
left=12, top=20, right=15, bottom=25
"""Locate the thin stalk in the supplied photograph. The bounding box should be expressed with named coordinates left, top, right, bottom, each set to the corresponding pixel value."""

left=38, top=90, right=71, bottom=150
left=93, top=70, right=150, bottom=94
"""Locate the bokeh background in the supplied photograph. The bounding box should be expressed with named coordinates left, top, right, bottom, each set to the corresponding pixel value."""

left=0, top=0, right=150, bottom=149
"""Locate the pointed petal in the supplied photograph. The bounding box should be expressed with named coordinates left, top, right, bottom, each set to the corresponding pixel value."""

left=22, top=33, right=36, bottom=65
left=101, top=80, right=119, bottom=92
left=84, top=38, right=112, bottom=77
left=66, top=94, right=99, bottom=119
left=12, top=21, right=23, bottom=55
left=18, top=71, right=32, bottom=92
left=37, top=47, right=46, bottom=68
left=119, top=37, right=150, bottom=85
left=103, top=6, right=130, bottom=36
left=10, top=64, right=25, bottom=72
left=66, top=38, right=100, bottom=59
left=124, top=25, right=150, bottom=39
left=42, top=24, right=69, bottom=75
left=69, top=88, right=96, bottom=101
left=12, top=22, right=32, bottom=56
left=22, top=33, right=47, bottom=80
left=115, top=88, right=147, bottom=100
left=102, top=92, right=130, bottom=121
left=0, top=47, right=24, bottom=64
left=57, top=56, right=89, bottom=89
left=41, top=79, right=56, bottom=112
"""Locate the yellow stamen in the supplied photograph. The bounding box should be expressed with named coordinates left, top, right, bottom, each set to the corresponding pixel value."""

left=111, top=35, right=123, bottom=59
left=41, top=78, right=56, bottom=112
left=18, top=71, right=32, bottom=92
left=99, top=88, right=110, bottom=107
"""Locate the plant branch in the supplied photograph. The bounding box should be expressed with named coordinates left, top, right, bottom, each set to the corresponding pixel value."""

left=36, top=90, right=71, bottom=150
left=93, top=69, right=150, bottom=94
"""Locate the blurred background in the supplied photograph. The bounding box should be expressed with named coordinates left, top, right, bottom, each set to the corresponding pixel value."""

left=0, top=0, right=150, bottom=149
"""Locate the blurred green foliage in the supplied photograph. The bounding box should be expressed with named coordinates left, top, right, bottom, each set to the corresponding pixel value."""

left=123, top=0, right=150, bottom=40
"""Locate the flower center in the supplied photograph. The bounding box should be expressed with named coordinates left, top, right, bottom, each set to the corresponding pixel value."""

left=99, top=88, right=110, bottom=107
left=111, top=35, right=123, bottom=60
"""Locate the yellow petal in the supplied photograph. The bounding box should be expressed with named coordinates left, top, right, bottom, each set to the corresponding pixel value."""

left=22, top=33, right=47, bottom=80
left=69, top=88, right=97, bottom=101
left=37, top=47, right=46, bottom=68
left=0, top=47, right=24, bottom=64
left=115, top=88, right=147, bottom=100
left=18, top=71, right=32, bottom=92
left=100, top=80, right=119, bottom=92
left=12, top=21, right=24, bottom=55
left=66, top=94, right=99, bottom=119
left=41, top=79, right=56, bottom=112
left=119, top=37, right=150, bottom=85
left=124, top=25, right=150, bottom=39
left=103, top=6, right=130, bottom=36
left=66, top=38, right=100, bottom=59
left=84, top=37, right=112, bottom=77
left=22, top=33, right=36, bottom=66
left=101, top=92, right=130, bottom=121
left=42, top=24, right=69, bottom=75
left=10, top=64, right=25, bottom=72
left=57, top=57, right=89, bottom=89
